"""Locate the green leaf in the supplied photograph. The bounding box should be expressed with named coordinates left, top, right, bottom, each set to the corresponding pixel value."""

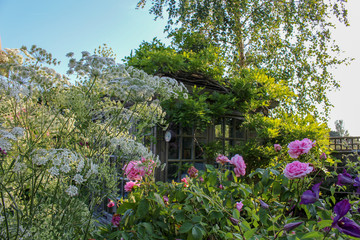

left=301, top=231, right=324, bottom=239
left=317, top=220, right=332, bottom=230
left=136, top=199, right=149, bottom=218
left=141, top=222, right=154, bottom=235
left=191, top=225, right=204, bottom=240
left=117, top=202, right=136, bottom=214
left=174, top=210, right=185, bottom=222
left=192, top=216, right=202, bottom=223
left=153, top=193, right=165, bottom=207
left=179, top=222, right=193, bottom=233
left=244, top=228, right=257, bottom=239
left=240, top=220, right=251, bottom=231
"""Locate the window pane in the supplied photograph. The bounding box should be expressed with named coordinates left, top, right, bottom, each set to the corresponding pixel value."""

left=168, top=134, right=179, bottom=159
left=182, top=137, right=193, bottom=159
left=167, top=162, right=179, bottom=182
left=195, top=138, right=206, bottom=160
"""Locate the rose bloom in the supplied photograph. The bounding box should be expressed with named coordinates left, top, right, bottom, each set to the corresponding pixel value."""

left=274, top=144, right=282, bottom=152
left=122, top=160, right=145, bottom=181
left=107, top=199, right=115, bottom=208
left=216, top=154, right=230, bottom=165
left=111, top=214, right=121, bottom=227
left=124, top=181, right=140, bottom=192
left=140, top=156, right=156, bottom=175
left=287, top=138, right=314, bottom=158
left=181, top=177, right=189, bottom=187
left=230, top=154, right=246, bottom=176
left=283, top=161, right=313, bottom=179
left=187, top=166, right=198, bottom=178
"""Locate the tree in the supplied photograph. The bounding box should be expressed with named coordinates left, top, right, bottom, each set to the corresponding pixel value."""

left=136, top=0, right=351, bottom=118
left=332, top=119, right=349, bottom=137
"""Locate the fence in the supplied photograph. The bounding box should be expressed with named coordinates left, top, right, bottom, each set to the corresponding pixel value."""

left=329, top=136, right=360, bottom=152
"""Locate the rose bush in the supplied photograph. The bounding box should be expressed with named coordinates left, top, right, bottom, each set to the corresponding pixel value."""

left=99, top=140, right=360, bottom=240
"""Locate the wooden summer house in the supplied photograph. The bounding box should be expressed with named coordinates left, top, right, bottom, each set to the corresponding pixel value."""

left=150, top=72, right=255, bottom=183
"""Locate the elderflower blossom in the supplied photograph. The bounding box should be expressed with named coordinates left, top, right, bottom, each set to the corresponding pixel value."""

left=32, top=149, right=52, bottom=165
left=73, top=174, right=85, bottom=184
left=77, top=159, right=85, bottom=172
left=0, top=130, right=17, bottom=141
left=110, top=135, right=153, bottom=159
left=13, top=161, right=27, bottom=173
left=11, top=127, right=25, bottom=137
left=65, top=185, right=78, bottom=197
left=85, top=162, right=99, bottom=179
left=60, top=164, right=71, bottom=173
left=49, top=167, right=59, bottom=176
left=0, top=138, right=11, bottom=151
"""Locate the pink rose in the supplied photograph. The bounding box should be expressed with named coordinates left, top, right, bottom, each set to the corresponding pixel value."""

left=163, top=195, right=169, bottom=204
left=187, top=166, right=198, bottom=178
left=236, top=201, right=243, bottom=212
left=107, top=199, right=115, bottom=208
left=287, top=138, right=314, bottom=159
left=219, top=184, right=224, bottom=189
left=124, top=181, right=140, bottom=192
left=320, top=152, right=327, bottom=160
left=274, top=144, right=282, bottom=152
left=283, top=161, right=313, bottom=179
left=199, top=176, right=204, bottom=182
left=181, top=177, right=189, bottom=187
left=141, top=156, right=156, bottom=175
left=230, top=154, right=246, bottom=177
left=123, top=161, right=145, bottom=181
left=216, top=154, right=230, bottom=165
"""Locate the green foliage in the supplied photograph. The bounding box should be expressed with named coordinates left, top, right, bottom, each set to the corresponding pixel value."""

left=233, top=112, right=331, bottom=171
left=125, top=36, right=226, bottom=81
left=137, top=0, right=352, bottom=118
left=100, top=148, right=360, bottom=240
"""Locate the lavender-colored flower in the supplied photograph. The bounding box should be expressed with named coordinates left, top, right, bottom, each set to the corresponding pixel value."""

left=300, top=182, right=321, bottom=205
left=111, top=214, right=121, bottom=227
left=319, top=152, right=327, bottom=160
left=330, top=199, right=360, bottom=237
left=163, top=195, right=169, bottom=204
left=337, top=169, right=354, bottom=186
left=335, top=217, right=360, bottom=238
left=259, top=199, right=269, bottom=209
left=332, top=199, right=351, bottom=228
left=229, top=217, right=240, bottom=225
left=236, top=201, right=243, bottom=212
left=284, top=221, right=303, bottom=232
left=354, top=177, right=360, bottom=193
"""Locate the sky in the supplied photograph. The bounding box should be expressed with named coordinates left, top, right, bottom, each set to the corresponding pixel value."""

left=0, top=0, right=359, bottom=135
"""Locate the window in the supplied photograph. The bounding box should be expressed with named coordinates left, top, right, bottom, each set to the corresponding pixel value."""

left=164, top=117, right=246, bottom=182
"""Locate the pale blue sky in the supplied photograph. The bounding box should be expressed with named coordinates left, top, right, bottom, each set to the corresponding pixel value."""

left=1, top=0, right=359, bottom=135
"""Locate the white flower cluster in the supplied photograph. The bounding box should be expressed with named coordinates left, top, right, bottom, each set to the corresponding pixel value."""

left=0, top=127, right=25, bottom=152
left=29, top=148, right=99, bottom=197
left=0, top=48, right=69, bottom=101
left=65, top=185, right=78, bottom=197
left=13, top=160, right=27, bottom=173
left=66, top=52, right=187, bottom=102
left=110, top=135, right=154, bottom=159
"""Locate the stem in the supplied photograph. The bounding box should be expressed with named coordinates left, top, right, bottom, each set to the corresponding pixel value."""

left=1, top=191, right=10, bottom=240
